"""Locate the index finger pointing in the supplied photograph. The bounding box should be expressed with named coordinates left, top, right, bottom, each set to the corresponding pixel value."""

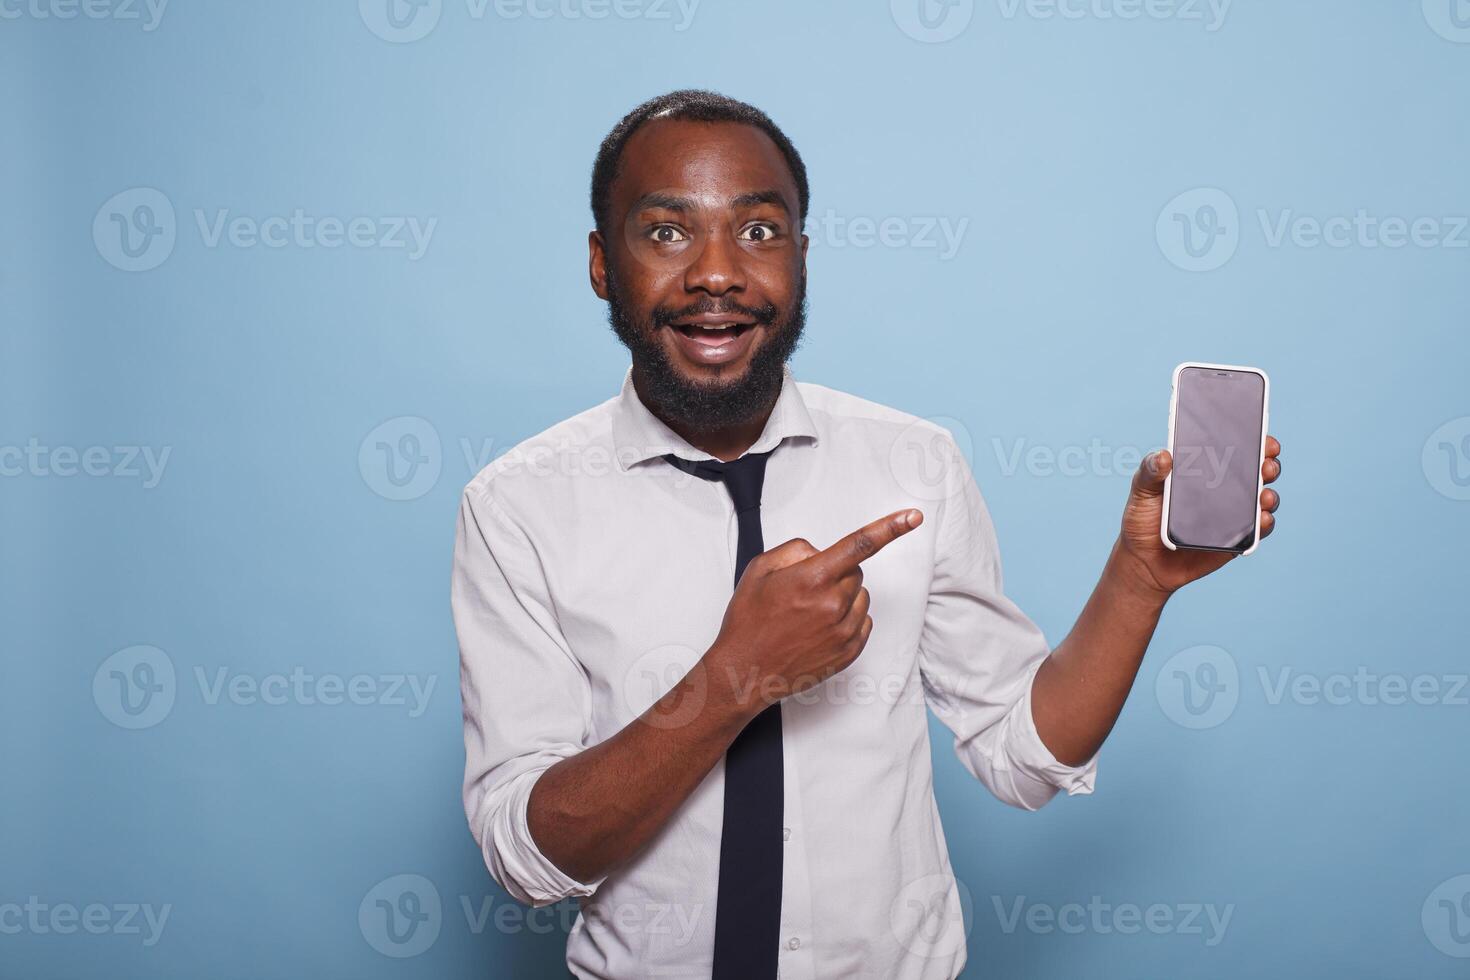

left=804, top=509, right=923, bottom=580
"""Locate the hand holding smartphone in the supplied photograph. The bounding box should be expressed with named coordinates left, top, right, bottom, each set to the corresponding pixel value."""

left=1160, top=362, right=1271, bottom=555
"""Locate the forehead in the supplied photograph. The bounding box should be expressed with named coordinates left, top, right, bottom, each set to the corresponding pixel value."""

left=612, top=118, right=799, bottom=212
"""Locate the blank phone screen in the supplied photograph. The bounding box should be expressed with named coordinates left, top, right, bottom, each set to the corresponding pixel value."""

left=1167, top=367, right=1265, bottom=552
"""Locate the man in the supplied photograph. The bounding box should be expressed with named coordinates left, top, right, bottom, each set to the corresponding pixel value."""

left=452, top=89, right=1283, bottom=979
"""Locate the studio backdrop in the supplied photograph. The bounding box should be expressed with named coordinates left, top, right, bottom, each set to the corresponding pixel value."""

left=5, top=1, right=1468, bottom=977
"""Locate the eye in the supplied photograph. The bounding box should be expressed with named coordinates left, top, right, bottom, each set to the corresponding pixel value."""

left=740, top=222, right=781, bottom=243
left=648, top=224, right=688, bottom=244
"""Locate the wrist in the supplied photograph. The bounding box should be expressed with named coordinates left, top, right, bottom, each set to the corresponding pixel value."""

left=1106, top=538, right=1174, bottom=612
left=699, top=642, right=768, bottom=729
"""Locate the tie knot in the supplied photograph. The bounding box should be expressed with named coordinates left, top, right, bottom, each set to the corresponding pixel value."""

left=662, top=450, right=772, bottom=513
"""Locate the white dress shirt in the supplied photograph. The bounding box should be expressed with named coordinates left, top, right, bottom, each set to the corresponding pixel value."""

left=452, top=364, right=1098, bottom=980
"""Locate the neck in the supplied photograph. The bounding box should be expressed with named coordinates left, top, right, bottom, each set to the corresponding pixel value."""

left=632, top=367, right=779, bottom=463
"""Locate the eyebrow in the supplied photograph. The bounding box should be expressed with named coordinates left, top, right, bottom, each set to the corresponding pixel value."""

left=631, top=189, right=793, bottom=218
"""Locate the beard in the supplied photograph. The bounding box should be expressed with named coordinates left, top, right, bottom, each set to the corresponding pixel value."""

left=604, top=264, right=807, bottom=432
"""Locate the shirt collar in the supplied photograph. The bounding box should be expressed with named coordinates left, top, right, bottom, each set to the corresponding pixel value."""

left=611, top=363, right=819, bottom=471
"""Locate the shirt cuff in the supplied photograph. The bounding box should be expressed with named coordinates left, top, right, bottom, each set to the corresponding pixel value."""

left=1008, top=663, right=1099, bottom=802
left=486, top=767, right=608, bottom=908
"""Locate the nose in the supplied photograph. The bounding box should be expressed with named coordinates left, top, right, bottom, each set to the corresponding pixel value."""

left=682, top=225, right=746, bottom=297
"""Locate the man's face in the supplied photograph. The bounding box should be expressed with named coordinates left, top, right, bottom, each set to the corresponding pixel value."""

left=591, top=118, right=808, bottom=431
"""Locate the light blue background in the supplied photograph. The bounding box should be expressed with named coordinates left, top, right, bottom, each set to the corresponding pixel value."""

left=5, top=1, right=1469, bottom=976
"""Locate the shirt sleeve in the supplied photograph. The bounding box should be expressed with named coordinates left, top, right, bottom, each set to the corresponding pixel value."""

left=917, top=427, right=1098, bottom=811
left=452, top=482, right=608, bottom=906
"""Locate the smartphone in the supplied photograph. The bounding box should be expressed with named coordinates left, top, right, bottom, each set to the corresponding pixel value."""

left=1160, top=362, right=1271, bottom=555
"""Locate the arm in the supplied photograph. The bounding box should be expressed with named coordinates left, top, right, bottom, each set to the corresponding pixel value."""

left=455, top=479, right=922, bottom=899
left=530, top=509, right=922, bottom=884
left=525, top=653, right=756, bottom=885
left=1030, top=437, right=1284, bottom=765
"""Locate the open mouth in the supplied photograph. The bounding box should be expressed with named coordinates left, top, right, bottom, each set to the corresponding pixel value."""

left=673, top=322, right=754, bottom=347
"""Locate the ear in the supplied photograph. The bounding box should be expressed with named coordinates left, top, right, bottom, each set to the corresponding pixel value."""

left=800, top=231, right=809, bottom=279
left=589, top=229, right=609, bottom=300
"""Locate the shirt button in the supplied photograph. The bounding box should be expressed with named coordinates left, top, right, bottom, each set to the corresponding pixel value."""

left=788, top=937, right=801, bottom=951
left=782, top=827, right=791, bottom=842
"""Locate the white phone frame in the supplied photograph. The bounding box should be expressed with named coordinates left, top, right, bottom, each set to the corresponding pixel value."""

left=1160, top=361, right=1271, bottom=556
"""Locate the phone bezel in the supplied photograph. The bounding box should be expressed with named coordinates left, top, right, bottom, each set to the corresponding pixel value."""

left=1159, top=361, right=1271, bottom=556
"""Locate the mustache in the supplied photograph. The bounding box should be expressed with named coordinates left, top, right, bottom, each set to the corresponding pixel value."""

left=651, top=296, right=780, bottom=329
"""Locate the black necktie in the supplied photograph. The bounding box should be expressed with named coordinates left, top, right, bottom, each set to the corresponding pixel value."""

left=662, top=449, right=783, bottom=980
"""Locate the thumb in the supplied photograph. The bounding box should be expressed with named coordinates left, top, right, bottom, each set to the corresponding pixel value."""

left=1131, top=449, right=1172, bottom=498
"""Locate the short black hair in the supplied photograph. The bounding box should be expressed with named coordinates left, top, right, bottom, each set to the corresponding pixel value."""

left=589, top=89, right=810, bottom=238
